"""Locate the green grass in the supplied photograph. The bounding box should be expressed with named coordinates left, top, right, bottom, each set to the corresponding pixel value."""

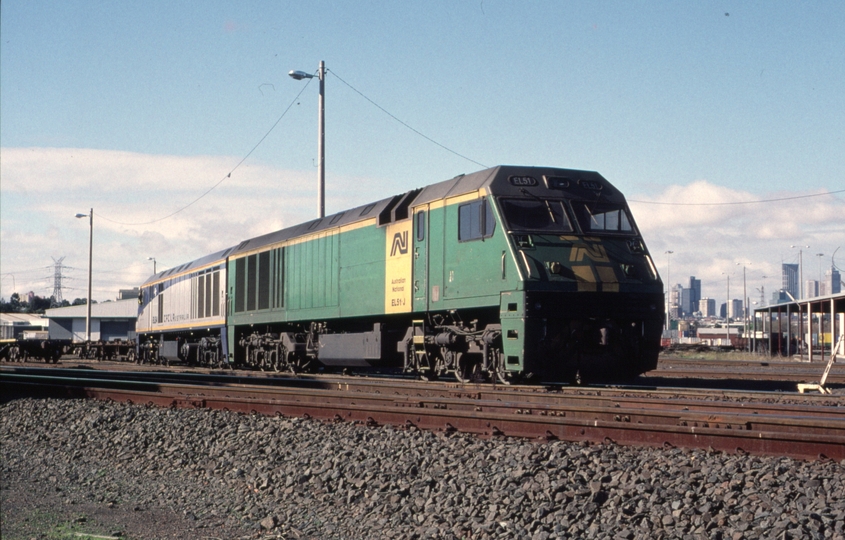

left=2, top=510, right=132, bottom=540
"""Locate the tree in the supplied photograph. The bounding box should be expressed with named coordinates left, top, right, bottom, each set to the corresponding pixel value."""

left=29, top=296, right=52, bottom=313
left=0, top=293, right=23, bottom=313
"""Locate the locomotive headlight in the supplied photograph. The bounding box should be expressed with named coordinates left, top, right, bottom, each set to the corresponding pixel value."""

left=548, top=261, right=562, bottom=274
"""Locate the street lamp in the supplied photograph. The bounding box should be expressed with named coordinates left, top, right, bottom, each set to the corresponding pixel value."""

left=148, top=257, right=157, bottom=274
left=721, top=271, right=731, bottom=323
left=289, top=60, right=326, bottom=218
left=74, top=208, right=93, bottom=343
left=737, top=262, right=750, bottom=350
left=664, top=250, right=673, bottom=330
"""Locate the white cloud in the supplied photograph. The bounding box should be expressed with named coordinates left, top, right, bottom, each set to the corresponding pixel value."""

left=0, top=147, right=388, bottom=300
left=2, top=147, right=843, bottom=310
left=630, top=181, right=845, bottom=307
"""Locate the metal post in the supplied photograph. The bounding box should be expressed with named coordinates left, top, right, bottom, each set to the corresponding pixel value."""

left=86, top=208, right=93, bottom=343
left=743, top=266, right=748, bottom=351
left=808, top=301, right=814, bottom=363
left=752, top=309, right=756, bottom=353
left=799, top=249, right=804, bottom=299
left=786, top=304, right=791, bottom=357
left=289, top=61, right=326, bottom=219
left=820, top=299, right=826, bottom=365
left=767, top=308, right=772, bottom=357
left=317, top=60, right=325, bottom=219
left=664, top=251, right=673, bottom=331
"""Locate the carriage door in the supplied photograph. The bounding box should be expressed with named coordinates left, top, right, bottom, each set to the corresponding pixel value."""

left=413, top=205, right=429, bottom=312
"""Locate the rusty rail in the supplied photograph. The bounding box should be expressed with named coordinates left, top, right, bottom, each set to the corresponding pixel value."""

left=2, top=367, right=844, bottom=461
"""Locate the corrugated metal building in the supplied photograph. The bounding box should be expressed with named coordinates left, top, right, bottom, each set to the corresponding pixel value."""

left=0, top=313, right=49, bottom=339
left=45, top=300, right=138, bottom=342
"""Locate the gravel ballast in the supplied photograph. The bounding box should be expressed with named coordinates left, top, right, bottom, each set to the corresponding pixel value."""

left=2, top=397, right=844, bottom=539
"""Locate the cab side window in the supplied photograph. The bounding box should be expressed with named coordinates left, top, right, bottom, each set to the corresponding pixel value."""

left=458, top=198, right=495, bottom=241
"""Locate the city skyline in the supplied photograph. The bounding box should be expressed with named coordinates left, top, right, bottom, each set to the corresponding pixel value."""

left=667, top=262, right=843, bottom=322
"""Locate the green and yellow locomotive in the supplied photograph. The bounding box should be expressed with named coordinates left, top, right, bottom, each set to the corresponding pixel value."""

left=137, top=166, right=664, bottom=382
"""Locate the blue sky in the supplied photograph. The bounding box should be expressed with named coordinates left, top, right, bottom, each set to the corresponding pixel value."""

left=1, top=1, right=843, bottom=308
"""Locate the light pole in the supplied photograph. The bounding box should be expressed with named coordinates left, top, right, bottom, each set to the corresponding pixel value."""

left=148, top=257, right=157, bottom=274
left=816, top=253, right=825, bottom=296
left=664, top=250, right=673, bottom=331
left=74, top=209, right=93, bottom=343
left=738, top=263, right=749, bottom=350
left=289, top=60, right=326, bottom=218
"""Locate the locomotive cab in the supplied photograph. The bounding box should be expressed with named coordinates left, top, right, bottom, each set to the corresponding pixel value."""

left=483, top=169, right=664, bottom=382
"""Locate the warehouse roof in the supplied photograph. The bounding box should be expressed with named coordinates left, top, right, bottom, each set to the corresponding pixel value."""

left=44, top=299, right=138, bottom=319
left=0, top=312, right=48, bottom=329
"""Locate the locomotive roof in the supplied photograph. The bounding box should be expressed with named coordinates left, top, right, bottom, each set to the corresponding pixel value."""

left=228, top=165, right=626, bottom=258
left=140, top=165, right=629, bottom=282
left=140, top=245, right=235, bottom=287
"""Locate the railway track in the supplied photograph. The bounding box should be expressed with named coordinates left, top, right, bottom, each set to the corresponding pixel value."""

left=653, top=356, right=845, bottom=384
left=3, top=360, right=844, bottom=461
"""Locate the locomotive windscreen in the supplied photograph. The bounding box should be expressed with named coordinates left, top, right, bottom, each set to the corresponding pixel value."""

left=574, top=203, right=635, bottom=234
left=499, top=199, right=574, bottom=233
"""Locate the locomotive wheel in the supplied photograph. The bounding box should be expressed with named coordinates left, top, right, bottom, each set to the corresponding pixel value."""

left=455, top=353, right=481, bottom=383
left=492, top=353, right=512, bottom=385
left=288, top=354, right=312, bottom=375
left=267, top=350, right=279, bottom=372
left=418, top=369, right=438, bottom=382
left=495, top=369, right=513, bottom=385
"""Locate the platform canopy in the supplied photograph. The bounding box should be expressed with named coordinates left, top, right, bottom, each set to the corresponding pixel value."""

left=752, top=291, right=844, bottom=362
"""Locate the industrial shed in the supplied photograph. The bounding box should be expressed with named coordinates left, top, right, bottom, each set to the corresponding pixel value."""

left=44, top=299, right=138, bottom=343
left=0, top=313, right=49, bottom=340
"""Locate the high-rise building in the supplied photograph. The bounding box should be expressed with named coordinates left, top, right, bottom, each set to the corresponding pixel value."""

left=731, top=299, right=744, bottom=320
left=698, top=298, right=716, bottom=317
left=805, top=280, right=819, bottom=299
left=782, top=264, right=799, bottom=299
left=826, top=266, right=841, bottom=295
left=689, top=276, right=701, bottom=315
left=669, top=284, right=681, bottom=320
left=681, top=287, right=692, bottom=317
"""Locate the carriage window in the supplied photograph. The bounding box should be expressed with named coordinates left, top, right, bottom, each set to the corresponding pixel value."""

left=500, top=199, right=573, bottom=233
left=235, top=258, right=246, bottom=312
left=458, top=199, right=495, bottom=241
left=575, top=203, right=635, bottom=234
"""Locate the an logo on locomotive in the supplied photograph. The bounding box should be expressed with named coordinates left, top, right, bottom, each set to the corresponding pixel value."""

left=570, top=240, right=610, bottom=263
left=390, top=231, right=409, bottom=257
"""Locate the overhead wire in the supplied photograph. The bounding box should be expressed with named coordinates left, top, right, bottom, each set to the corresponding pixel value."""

left=327, top=69, right=488, bottom=169
left=97, top=66, right=489, bottom=227
left=629, top=189, right=845, bottom=206
left=97, top=77, right=316, bottom=226
left=90, top=63, right=839, bottom=226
